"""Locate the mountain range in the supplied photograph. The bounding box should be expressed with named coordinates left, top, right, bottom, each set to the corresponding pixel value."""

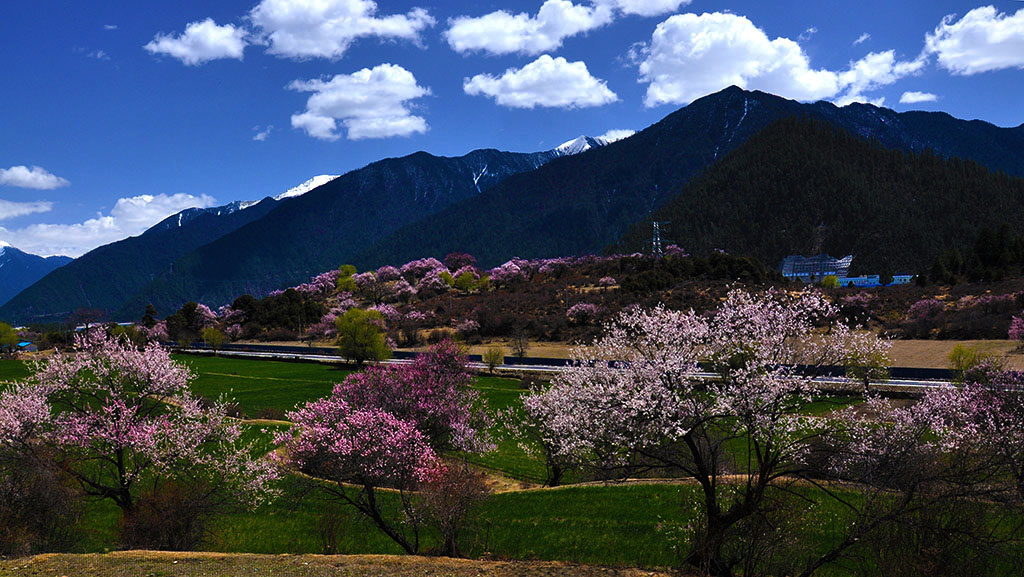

left=3, top=86, right=1024, bottom=324
left=353, top=86, right=1024, bottom=270
left=0, top=144, right=589, bottom=323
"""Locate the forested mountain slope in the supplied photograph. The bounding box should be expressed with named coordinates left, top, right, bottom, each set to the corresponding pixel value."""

left=616, top=117, right=1024, bottom=273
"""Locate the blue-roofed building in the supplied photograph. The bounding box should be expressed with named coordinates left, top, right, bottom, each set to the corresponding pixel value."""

left=779, top=254, right=854, bottom=282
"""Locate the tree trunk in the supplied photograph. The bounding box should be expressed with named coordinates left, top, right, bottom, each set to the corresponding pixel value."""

left=362, top=486, right=418, bottom=555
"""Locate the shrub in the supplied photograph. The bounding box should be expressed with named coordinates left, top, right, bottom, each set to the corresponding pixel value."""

left=483, top=346, right=505, bottom=374
left=315, top=509, right=347, bottom=555
left=201, top=327, right=225, bottom=352
left=948, top=343, right=1003, bottom=383
left=120, top=481, right=216, bottom=551
left=428, top=328, right=457, bottom=344
left=417, top=461, right=490, bottom=557
left=566, top=303, right=601, bottom=325
left=1011, top=314, right=1024, bottom=343
left=256, top=407, right=286, bottom=421
left=0, top=454, right=80, bottom=557
left=903, top=298, right=945, bottom=338
left=455, top=319, right=480, bottom=338
left=335, top=309, right=390, bottom=365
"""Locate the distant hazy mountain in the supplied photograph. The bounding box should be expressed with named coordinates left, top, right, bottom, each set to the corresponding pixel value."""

left=0, top=245, right=71, bottom=308
left=0, top=197, right=281, bottom=324
left=354, top=86, right=1024, bottom=269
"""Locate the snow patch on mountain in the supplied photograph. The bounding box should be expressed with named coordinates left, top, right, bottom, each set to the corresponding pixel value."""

left=275, top=174, right=339, bottom=201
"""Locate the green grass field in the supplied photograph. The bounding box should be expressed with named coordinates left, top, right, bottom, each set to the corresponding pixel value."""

left=1, top=353, right=898, bottom=574
left=173, top=354, right=352, bottom=418
left=72, top=475, right=695, bottom=566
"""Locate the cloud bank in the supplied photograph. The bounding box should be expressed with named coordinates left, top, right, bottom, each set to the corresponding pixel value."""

left=636, top=12, right=923, bottom=107
left=0, top=193, right=216, bottom=258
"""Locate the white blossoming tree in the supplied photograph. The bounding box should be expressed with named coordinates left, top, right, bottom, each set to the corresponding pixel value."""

left=523, top=289, right=890, bottom=575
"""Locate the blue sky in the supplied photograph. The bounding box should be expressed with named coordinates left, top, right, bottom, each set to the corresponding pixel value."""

left=2, top=0, right=1023, bottom=257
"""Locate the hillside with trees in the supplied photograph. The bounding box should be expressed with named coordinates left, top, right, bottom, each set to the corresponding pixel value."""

left=616, top=117, right=1024, bottom=274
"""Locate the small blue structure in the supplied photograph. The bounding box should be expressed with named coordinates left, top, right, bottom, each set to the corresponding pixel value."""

left=17, top=341, right=37, bottom=352
left=836, top=274, right=914, bottom=288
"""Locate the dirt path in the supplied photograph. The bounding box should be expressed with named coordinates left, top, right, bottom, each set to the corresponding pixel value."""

left=0, top=551, right=672, bottom=577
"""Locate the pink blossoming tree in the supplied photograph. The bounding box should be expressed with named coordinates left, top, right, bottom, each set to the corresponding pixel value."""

left=2, top=333, right=278, bottom=531
left=281, top=340, right=491, bottom=554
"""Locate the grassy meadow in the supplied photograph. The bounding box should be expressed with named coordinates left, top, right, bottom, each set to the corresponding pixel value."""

left=0, top=353, right=885, bottom=572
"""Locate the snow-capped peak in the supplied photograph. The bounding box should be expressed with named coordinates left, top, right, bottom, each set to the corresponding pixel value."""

left=551, top=130, right=634, bottom=157
left=275, top=174, right=339, bottom=201
left=555, top=135, right=606, bottom=156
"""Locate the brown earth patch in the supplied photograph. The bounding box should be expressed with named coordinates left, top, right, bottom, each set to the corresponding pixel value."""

left=0, top=552, right=671, bottom=577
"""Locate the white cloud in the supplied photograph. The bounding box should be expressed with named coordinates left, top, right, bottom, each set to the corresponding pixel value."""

left=853, top=32, right=871, bottom=46
left=445, top=0, right=688, bottom=56
left=0, top=166, right=70, bottom=190
left=0, top=193, right=216, bottom=258
left=445, top=0, right=613, bottom=56
left=900, top=90, right=938, bottom=104
left=250, top=0, right=435, bottom=60
left=464, top=54, right=618, bottom=109
left=598, top=129, right=635, bottom=142
left=0, top=200, right=52, bottom=220
left=636, top=12, right=923, bottom=107
left=290, top=63, right=430, bottom=140
left=638, top=13, right=840, bottom=106
left=88, top=50, right=110, bottom=61
left=104, top=24, right=118, bottom=31
left=145, top=18, right=248, bottom=65
left=253, top=125, right=274, bottom=141
left=925, top=6, right=1024, bottom=75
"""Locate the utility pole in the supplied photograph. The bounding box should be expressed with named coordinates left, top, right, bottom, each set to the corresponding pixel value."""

left=649, top=221, right=670, bottom=257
